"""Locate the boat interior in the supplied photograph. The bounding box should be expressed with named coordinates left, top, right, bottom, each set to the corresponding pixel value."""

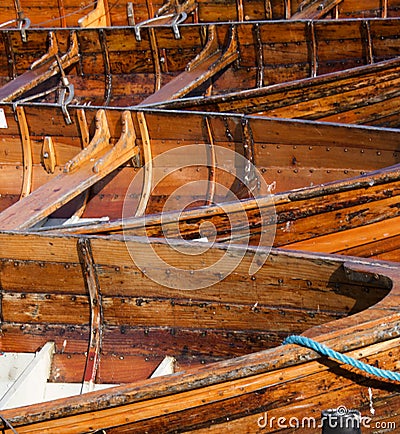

left=0, top=233, right=394, bottom=409
left=0, top=1, right=400, bottom=431
left=1, top=0, right=398, bottom=32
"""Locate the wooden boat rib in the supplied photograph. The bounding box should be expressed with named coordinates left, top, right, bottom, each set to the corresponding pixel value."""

left=2, top=18, right=400, bottom=108
left=0, top=232, right=399, bottom=431
left=0, top=105, right=400, bottom=231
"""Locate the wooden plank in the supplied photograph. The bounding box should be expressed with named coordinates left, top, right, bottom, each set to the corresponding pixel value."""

left=0, top=32, right=79, bottom=102
left=77, top=238, right=103, bottom=394
left=291, top=0, right=343, bottom=19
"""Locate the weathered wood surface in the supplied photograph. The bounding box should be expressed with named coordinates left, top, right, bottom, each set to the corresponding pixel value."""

left=1, top=106, right=400, bottom=229
left=2, top=18, right=400, bottom=106
left=0, top=233, right=399, bottom=431
left=139, top=25, right=239, bottom=104
left=0, top=0, right=157, bottom=28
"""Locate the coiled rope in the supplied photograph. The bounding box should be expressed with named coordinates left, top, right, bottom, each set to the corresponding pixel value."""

left=283, top=335, right=400, bottom=382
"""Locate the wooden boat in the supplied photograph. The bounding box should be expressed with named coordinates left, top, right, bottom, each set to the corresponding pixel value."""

left=54, top=161, right=400, bottom=263
left=0, top=231, right=399, bottom=432
left=2, top=17, right=400, bottom=108
left=1, top=105, right=400, bottom=231
left=0, top=0, right=397, bottom=32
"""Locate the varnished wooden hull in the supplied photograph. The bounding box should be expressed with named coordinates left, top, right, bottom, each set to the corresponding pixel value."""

left=0, top=232, right=399, bottom=432
left=1, top=106, right=400, bottom=231
left=0, top=0, right=306, bottom=29
left=150, top=54, right=400, bottom=129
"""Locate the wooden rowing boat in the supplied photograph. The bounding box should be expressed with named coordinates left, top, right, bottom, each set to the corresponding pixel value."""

left=0, top=105, right=399, bottom=231
left=1, top=102, right=400, bottom=268
left=2, top=17, right=400, bottom=108
left=0, top=231, right=399, bottom=432
left=0, top=0, right=397, bottom=32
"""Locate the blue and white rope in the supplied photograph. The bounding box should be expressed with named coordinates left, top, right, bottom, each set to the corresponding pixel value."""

left=283, top=335, right=400, bottom=382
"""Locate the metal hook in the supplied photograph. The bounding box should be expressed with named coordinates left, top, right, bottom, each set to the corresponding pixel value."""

left=134, top=12, right=188, bottom=41
left=55, top=54, right=75, bottom=125
left=58, top=83, right=74, bottom=125
left=171, top=12, right=187, bottom=39
left=17, top=14, right=30, bottom=43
